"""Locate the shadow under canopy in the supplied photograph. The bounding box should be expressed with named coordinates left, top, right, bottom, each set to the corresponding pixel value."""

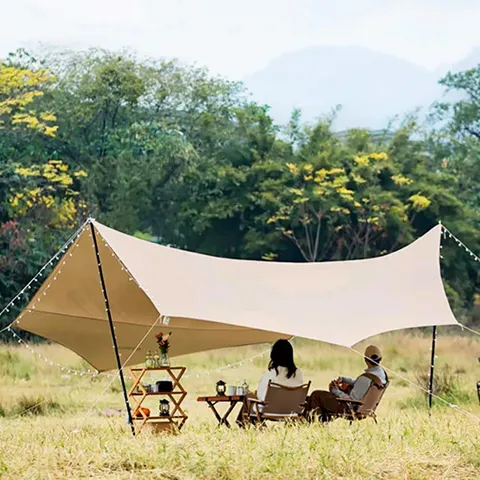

left=16, top=221, right=457, bottom=372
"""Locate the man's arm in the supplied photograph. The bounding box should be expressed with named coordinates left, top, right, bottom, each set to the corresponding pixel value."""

left=331, top=386, right=350, bottom=399
left=339, top=376, right=355, bottom=385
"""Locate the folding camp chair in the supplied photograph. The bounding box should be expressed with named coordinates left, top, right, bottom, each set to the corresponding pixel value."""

left=337, top=379, right=389, bottom=424
left=244, top=381, right=311, bottom=424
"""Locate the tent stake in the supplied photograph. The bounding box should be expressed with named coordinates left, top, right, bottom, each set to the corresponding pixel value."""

left=428, top=325, right=437, bottom=410
left=90, top=222, right=136, bottom=436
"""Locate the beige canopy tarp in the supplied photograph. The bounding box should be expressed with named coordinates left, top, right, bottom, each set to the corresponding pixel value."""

left=17, top=221, right=458, bottom=371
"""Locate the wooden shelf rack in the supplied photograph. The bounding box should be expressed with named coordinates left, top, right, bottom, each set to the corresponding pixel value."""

left=127, top=366, right=187, bottom=434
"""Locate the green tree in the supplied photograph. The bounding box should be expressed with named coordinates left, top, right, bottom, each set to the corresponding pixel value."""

left=27, top=49, right=246, bottom=235
left=0, top=57, right=87, bottom=333
left=262, top=122, right=428, bottom=261
left=431, top=65, right=480, bottom=209
left=158, top=103, right=292, bottom=258
left=1, top=47, right=477, bottom=330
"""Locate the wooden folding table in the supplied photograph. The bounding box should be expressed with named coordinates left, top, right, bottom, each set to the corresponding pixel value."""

left=197, top=394, right=247, bottom=427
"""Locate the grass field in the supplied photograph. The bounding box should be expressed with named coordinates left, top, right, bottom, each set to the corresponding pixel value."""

left=0, top=331, right=479, bottom=479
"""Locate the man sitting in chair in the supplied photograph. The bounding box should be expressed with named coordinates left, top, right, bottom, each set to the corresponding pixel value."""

left=305, top=345, right=387, bottom=422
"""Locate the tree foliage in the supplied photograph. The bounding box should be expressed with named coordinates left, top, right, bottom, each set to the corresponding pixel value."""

left=0, top=58, right=87, bottom=331
left=0, top=63, right=57, bottom=135
left=431, top=66, right=480, bottom=210
left=0, top=48, right=479, bottom=335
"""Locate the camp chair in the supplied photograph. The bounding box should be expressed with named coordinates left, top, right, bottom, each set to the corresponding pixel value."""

left=244, top=381, right=311, bottom=424
left=337, top=377, right=389, bottom=424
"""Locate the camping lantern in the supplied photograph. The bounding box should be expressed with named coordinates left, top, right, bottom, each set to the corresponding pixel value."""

left=216, top=380, right=226, bottom=396
left=159, top=399, right=170, bottom=417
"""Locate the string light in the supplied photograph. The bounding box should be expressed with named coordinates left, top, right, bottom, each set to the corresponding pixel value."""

left=25, top=217, right=474, bottom=396
left=6, top=219, right=470, bottom=424
left=93, top=224, right=272, bottom=378
left=183, top=348, right=271, bottom=380
left=8, top=313, right=272, bottom=382
left=3, top=219, right=271, bottom=381
left=3, top=219, right=154, bottom=379
left=458, top=323, right=480, bottom=337
left=441, top=224, right=480, bottom=264
left=0, top=220, right=90, bottom=331
left=0, top=220, right=116, bottom=378
left=439, top=223, right=480, bottom=337
left=5, top=326, right=103, bottom=377
left=3, top=222, right=288, bottom=423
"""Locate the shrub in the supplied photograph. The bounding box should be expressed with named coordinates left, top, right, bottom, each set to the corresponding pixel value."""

left=0, top=350, right=34, bottom=380
left=11, top=394, right=63, bottom=416
left=414, top=364, right=476, bottom=406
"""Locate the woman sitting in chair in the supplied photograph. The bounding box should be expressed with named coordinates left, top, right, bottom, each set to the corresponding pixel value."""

left=237, top=339, right=304, bottom=424
left=257, top=339, right=304, bottom=401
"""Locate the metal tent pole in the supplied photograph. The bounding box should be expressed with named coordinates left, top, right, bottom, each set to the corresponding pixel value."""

left=90, top=221, right=136, bottom=436
left=428, top=325, right=437, bottom=410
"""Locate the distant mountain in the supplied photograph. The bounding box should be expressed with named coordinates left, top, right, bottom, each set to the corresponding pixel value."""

left=243, top=46, right=480, bottom=130
left=442, top=47, right=480, bottom=75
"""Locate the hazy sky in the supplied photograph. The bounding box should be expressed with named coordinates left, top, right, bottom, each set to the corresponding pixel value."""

left=1, top=0, right=479, bottom=78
